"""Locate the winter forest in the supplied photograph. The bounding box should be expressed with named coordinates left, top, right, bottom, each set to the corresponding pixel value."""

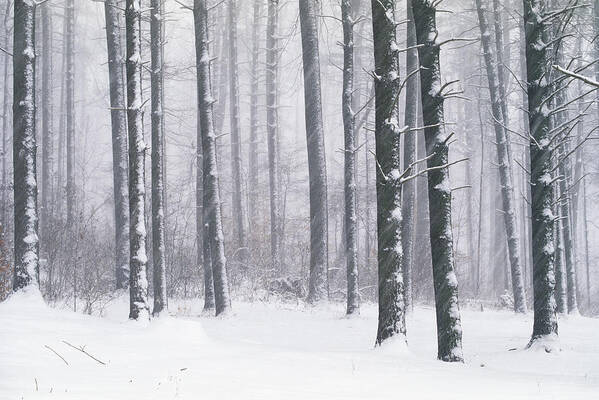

left=1, top=0, right=599, bottom=398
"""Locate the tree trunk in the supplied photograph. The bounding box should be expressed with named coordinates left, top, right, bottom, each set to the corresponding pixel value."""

left=342, top=0, right=359, bottom=316
left=151, top=0, right=167, bottom=316
left=266, top=0, right=281, bottom=273
left=475, top=0, right=526, bottom=313
left=248, top=0, right=261, bottom=244
left=40, top=2, right=53, bottom=250
left=194, top=0, right=231, bottom=316
left=371, top=0, right=406, bottom=345
left=13, top=0, right=39, bottom=292
left=553, top=186, right=566, bottom=314
left=413, top=0, right=464, bottom=362
left=299, top=0, right=329, bottom=304
left=523, top=0, right=558, bottom=347
left=125, top=0, right=150, bottom=320
left=104, top=0, right=130, bottom=290
left=401, top=0, right=418, bottom=310
left=228, top=0, right=247, bottom=270
left=65, top=0, right=75, bottom=226
left=1, top=0, right=10, bottom=232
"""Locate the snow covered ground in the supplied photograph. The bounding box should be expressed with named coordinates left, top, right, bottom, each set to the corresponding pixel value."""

left=1, top=291, right=598, bottom=399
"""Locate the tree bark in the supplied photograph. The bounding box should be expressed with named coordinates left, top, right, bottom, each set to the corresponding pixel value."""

left=342, top=0, right=359, bottom=316
left=13, top=0, right=39, bottom=291
left=104, top=0, right=130, bottom=290
left=194, top=0, right=231, bottom=316
left=40, top=2, right=53, bottom=250
left=266, top=0, right=281, bottom=273
left=151, top=0, right=167, bottom=315
left=125, top=0, right=150, bottom=320
left=475, top=0, right=526, bottom=313
left=299, top=0, right=329, bottom=304
left=413, top=0, right=464, bottom=362
left=523, top=0, right=558, bottom=347
left=65, top=0, right=75, bottom=226
left=1, top=0, right=10, bottom=232
left=248, top=0, right=261, bottom=243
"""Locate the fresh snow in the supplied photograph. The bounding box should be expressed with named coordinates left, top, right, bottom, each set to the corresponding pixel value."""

left=1, top=293, right=599, bottom=399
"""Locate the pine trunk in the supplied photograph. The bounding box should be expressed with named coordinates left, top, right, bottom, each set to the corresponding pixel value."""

left=413, top=0, right=464, bottom=362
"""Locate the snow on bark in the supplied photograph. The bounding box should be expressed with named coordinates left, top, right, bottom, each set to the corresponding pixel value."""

left=412, top=0, right=463, bottom=362
left=299, top=0, right=329, bottom=304
left=475, top=0, right=526, bottom=313
left=342, top=0, right=359, bottom=316
left=104, top=0, right=131, bottom=290
left=126, top=0, right=150, bottom=321
left=13, top=0, right=39, bottom=292
left=151, top=0, right=167, bottom=316
left=371, top=0, right=406, bottom=345
left=523, top=0, right=558, bottom=349
left=228, top=0, right=248, bottom=271
left=266, top=0, right=281, bottom=274
left=194, top=0, right=231, bottom=316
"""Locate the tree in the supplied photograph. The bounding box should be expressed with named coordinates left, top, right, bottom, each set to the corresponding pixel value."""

left=299, top=0, right=329, bottom=304
left=248, top=0, right=261, bottom=242
left=65, top=0, right=75, bottom=226
left=523, top=0, right=558, bottom=348
left=151, top=0, right=167, bottom=316
left=13, top=0, right=39, bottom=291
left=228, top=0, right=247, bottom=269
left=125, top=0, right=150, bottom=320
left=266, top=0, right=281, bottom=273
left=412, top=0, right=464, bottom=362
left=401, top=0, right=418, bottom=310
left=104, top=0, right=130, bottom=290
left=341, top=0, right=359, bottom=315
left=40, top=1, right=53, bottom=249
left=371, top=0, right=406, bottom=345
left=194, top=0, right=231, bottom=316
left=474, top=0, right=526, bottom=313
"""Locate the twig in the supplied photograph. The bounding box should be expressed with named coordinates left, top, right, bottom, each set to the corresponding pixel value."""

left=62, top=340, right=106, bottom=365
left=44, top=345, right=69, bottom=366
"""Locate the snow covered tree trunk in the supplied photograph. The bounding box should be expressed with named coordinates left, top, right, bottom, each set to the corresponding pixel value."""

left=65, top=0, right=75, bottom=227
left=371, top=0, right=406, bottom=345
left=523, top=0, right=558, bottom=346
left=228, top=0, right=248, bottom=270
left=194, top=0, right=231, bottom=316
left=40, top=2, right=53, bottom=249
left=151, top=0, right=167, bottom=316
left=13, top=0, right=39, bottom=291
left=299, top=0, right=329, bottom=304
left=248, top=0, right=261, bottom=241
left=401, top=0, right=418, bottom=311
left=412, top=0, right=463, bottom=362
left=125, top=0, right=150, bottom=320
left=475, top=0, right=526, bottom=313
left=1, top=2, right=9, bottom=232
left=553, top=188, right=566, bottom=314
left=342, top=0, right=359, bottom=316
left=104, top=0, right=130, bottom=290
left=266, top=0, right=281, bottom=273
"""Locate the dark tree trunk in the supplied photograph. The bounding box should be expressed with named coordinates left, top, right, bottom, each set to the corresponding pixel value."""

left=126, top=0, right=150, bottom=320
left=13, top=0, right=39, bottom=291
left=342, top=0, right=359, bottom=316
left=151, top=0, right=167, bottom=316
left=371, top=0, right=406, bottom=345
left=299, top=0, right=329, bottom=304
left=523, top=0, right=558, bottom=347
left=194, top=0, right=231, bottom=316
left=413, top=0, right=464, bottom=362
left=104, top=0, right=130, bottom=290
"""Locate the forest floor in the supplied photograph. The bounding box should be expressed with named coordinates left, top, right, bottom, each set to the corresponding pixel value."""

left=1, top=290, right=598, bottom=399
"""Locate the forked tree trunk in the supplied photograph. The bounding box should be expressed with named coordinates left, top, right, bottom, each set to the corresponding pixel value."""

left=371, top=0, right=406, bottom=345
left=342, top=0, right=359, bottom=316
left=475, top=0, right=526, bottom=313
left=13, top=0, right=39, bottom=291
left=299, top=0, right=329, bottom=304
left=151, top=0, right=167, bottom=315
left=104, top=0, right=130, bottom=290
left=413, top=0, right=464, bottom=362
left=125, top=0, right=150, bottom=320
left=194, top=0, right=231, bottom=316
left=523, top=0, right=558, bottom=347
